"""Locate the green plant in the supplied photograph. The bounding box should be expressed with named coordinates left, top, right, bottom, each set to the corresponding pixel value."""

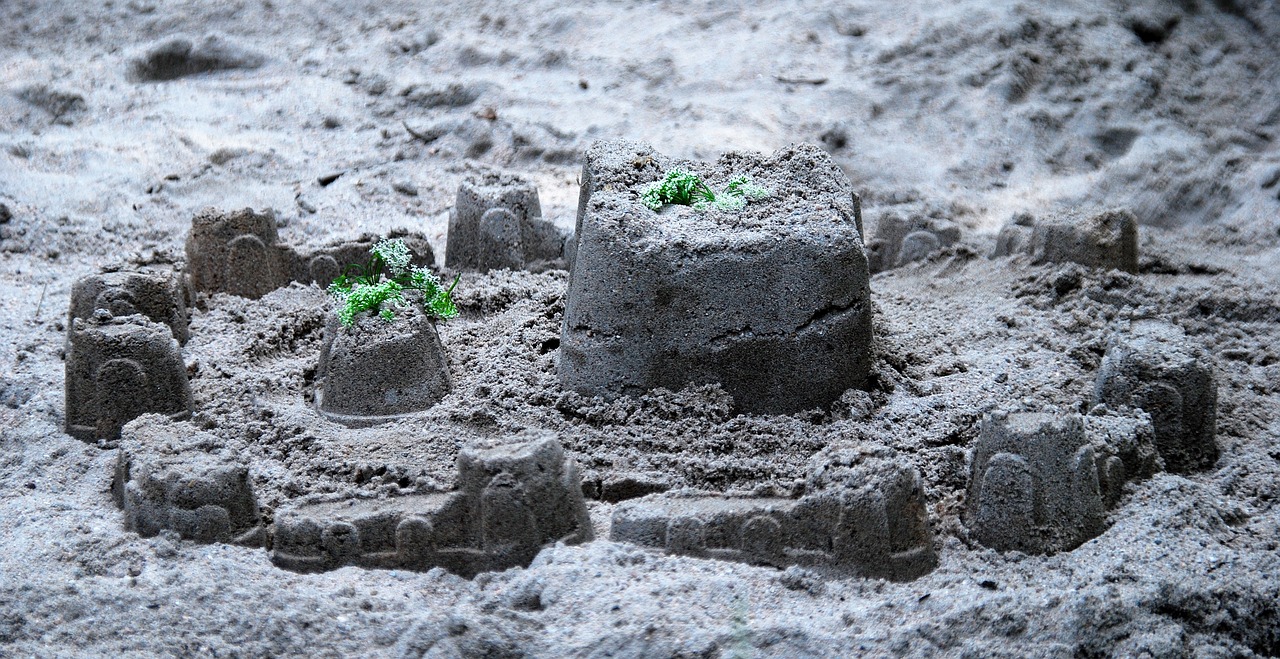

left=641, top=169, right=769, bottom=212
left=328, top=238, right=459, bottom=327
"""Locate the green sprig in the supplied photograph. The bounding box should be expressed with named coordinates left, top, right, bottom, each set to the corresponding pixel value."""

left=641, top=170, right=770, bottom=212
left=641, top=169, right=716, bottom=210
left=328, top=238, right=460, bottom=328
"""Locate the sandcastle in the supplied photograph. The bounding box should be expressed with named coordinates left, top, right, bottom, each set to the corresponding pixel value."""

left=993, top=208, right=1139, bottom=273
left=109, top=417, right=593, bottom=577
left=559, top=140, right=872, bottom=414
left=315, top=299, right=452, bottom=428
left=113, top=415, right=264, bottom=546
left=70, top=145, right=1181, bottom=584
left=612, top=450, right=937, bottom=580
left=446, top=170, right=568, bottom=272
left=964, top=410, right=1160, bottom=554
left=272, top=431, right=593, bottom=577
left=184, top=207, right=436, bottom=299
left=965, top=413, right=1108, bottom=554
left=68, top=270, right=189, bottom=344
left=64, top=313, right=192, bottom=441
left=866, top=212, right=961, bottom=273
left=64, top=268, right=194, bottom=441
left=1094, top=320, right=1219, bottom=472
left=185, top=207, right=286, bottom=298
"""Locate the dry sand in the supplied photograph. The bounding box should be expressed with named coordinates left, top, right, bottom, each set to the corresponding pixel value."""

left=2, top=0, right=1280, bottom=656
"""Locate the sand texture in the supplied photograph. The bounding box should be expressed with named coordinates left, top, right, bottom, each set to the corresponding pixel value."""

left=2, top=0, right=1280, bottom=656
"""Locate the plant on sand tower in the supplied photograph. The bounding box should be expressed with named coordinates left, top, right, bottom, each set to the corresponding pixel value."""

left=328, top=238, right=459, bottom=327
left=640, top=169, right=770, bottom=212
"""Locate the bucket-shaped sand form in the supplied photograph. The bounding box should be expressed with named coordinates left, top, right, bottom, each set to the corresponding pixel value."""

left=559, top=140, right=871, bottom=414
left=316, top=299, right=451, bottom=428
left=65, top=314, right=193, bottom=441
